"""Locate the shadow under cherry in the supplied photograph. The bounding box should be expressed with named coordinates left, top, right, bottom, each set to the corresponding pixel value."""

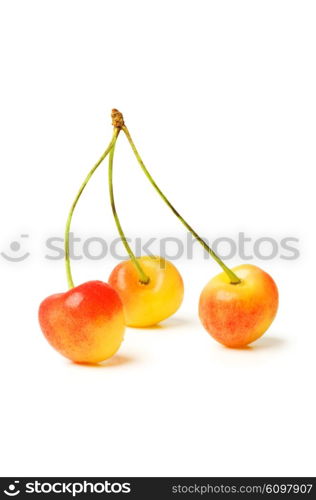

left=70, top=354, right=136, bottom=369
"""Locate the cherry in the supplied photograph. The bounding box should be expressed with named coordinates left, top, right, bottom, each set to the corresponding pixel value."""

left=39, top=127, right=125, bottom=363
left=199, top=264, right=278, bottom=348
left=109, top=256, right=184, bottom=327
left=117, top=111, right=279, bottom=346
left=106, top=113, right=184, bottom=327
left=39, top=281, right=125, bottom=363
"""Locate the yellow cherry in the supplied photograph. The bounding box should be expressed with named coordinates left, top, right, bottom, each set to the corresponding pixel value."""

left=109, top=256, right=184, bottom=327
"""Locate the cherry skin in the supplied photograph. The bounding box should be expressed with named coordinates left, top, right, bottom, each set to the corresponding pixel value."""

left=199, top=264, right=278, bottom=348
left=39, top=281, right=125, bottom=363
left=109, top=256, right=184, bottom=327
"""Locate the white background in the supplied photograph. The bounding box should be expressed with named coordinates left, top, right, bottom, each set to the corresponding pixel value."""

left=0, top=0, right=315, bottom=477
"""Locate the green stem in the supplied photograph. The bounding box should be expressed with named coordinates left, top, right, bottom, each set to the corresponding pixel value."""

left=122, top=125, right=241, bottom=285
left=108, top=135, right=150, bottom=285
left=64, top=129, right=119, bottom=289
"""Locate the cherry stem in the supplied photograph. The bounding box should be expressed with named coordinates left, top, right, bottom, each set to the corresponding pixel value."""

left=108, top=134, right=150, bottom=284
left=64, top=129, right=119, bottom=289
left=122, top=125, right=241, bottom=285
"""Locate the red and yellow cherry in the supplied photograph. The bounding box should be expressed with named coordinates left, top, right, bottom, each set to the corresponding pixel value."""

left=199, top=264, right=279, bottom=348
left=39, top=281, right=125, bottom=363
left=118, top=113, right=280, bottom=346
left=109, top=256, right=184, bottom=327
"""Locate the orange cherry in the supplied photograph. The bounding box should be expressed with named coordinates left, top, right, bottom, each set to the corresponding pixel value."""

left=199, top=264, right=279, bottom=348
left=118, top=117, right=280, bottom=348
